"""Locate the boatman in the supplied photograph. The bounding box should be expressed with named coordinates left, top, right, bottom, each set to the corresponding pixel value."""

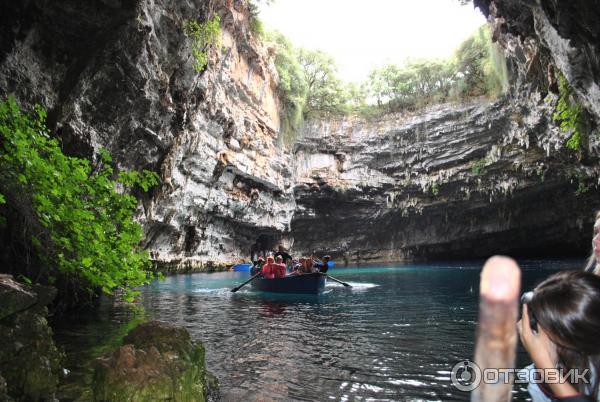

left=251, top=256, right=264, bottom=275
left=314, top=255, right=331, bottom=273
left=274, top=245, right=293, bottom=265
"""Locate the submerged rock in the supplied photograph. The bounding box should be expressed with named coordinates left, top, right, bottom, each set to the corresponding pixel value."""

left=93, top=320, right=217, bottom=402
left=0, top=275, right=62, bottom=401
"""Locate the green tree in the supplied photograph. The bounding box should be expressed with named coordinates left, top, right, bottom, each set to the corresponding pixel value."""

left=454, top=25, right=508, bottom=98
left=363, top=25, right=508, bottom=113
left=0, top=97, right=159, bottom=305
left=297, top=48, right=347, bottom=117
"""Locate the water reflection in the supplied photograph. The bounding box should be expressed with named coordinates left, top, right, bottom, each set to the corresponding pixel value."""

left=53, top=259, right=583, bottom=401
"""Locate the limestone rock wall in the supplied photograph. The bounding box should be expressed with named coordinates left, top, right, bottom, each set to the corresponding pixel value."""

left=291, top=95, right=600, bottom=263
left=0, top=0, right=295, bottom=271
left=474, top=0, right=600, bottom=123
left=1, top=0, right=599, bottom=268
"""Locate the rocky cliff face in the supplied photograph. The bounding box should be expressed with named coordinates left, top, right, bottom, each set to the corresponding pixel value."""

left=291, top=95, right=600, bottom=263
left=0, top=0, right=294, bottom=271
left=289, top=0, right=600, bottom=264
left=0, top=275, right=63, bottom=400
left=0, top=0, right=598, bottom=268
left=474, top=0, right=600, bottom=124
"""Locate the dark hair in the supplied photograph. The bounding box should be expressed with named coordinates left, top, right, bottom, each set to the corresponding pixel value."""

left=529, top=271, right=600, bottom=398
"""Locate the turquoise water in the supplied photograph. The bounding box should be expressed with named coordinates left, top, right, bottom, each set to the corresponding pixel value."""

left=136, top=259, right=582, bottom=401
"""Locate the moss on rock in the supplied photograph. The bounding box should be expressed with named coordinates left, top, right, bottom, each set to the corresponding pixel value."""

left=93, top=321, right=217, bottom=402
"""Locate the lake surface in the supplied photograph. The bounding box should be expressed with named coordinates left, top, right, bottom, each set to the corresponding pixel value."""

left=134, top=259, right=581, bottom=401
left=52, top=259, right=583, bottom=401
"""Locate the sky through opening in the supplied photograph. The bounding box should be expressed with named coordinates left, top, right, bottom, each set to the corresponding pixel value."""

left=259, top=0, right=487, bottom=83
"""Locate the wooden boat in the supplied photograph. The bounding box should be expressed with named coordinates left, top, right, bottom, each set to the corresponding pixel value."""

left=251, top=272, right=326, bottom=294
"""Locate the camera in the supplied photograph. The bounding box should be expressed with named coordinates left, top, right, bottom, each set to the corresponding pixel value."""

left=520, top=291, right=538, bottom=334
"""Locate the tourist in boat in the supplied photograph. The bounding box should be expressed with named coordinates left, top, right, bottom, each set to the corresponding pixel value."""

left=261, top=256, right=277, bottom=279
left=274, top=256, right=286, bottom=278
left=518, top=270, right=600, bottom=402
left=584, top=210, right=600, bottom=274
left=289, top=259, right=303, bottom=275
left=313, top=255, right=331, bottom=273
left=301, top=257, right=315, bottom=273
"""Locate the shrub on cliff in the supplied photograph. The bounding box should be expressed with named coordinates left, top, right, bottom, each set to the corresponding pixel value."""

left=0, top=97, right=158, bottom=306
left=265, top=31, right=309, bottom=142
left=184, top=16, right=221, bottom=73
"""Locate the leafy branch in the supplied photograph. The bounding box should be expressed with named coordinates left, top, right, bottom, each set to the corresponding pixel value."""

left=0, top=97, right=159, bottom=302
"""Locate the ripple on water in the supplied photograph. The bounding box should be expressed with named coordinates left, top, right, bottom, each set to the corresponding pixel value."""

left=131, top=263, right=577, bottom=401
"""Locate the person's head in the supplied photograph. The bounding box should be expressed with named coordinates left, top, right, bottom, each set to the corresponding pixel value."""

left=323, top=255, right=331, bottom=263
left=266, top=256, right=274, bottom=264
left=528, top=271, right=600, bottom=397
left=258, top=256, right=265, bottom=263
left=276, top=256, right=283, bottom=263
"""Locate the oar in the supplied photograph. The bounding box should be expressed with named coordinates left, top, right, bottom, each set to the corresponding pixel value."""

left=231, top=272, right=262, bottom=292
left=322, top=273, right=352, bottom=288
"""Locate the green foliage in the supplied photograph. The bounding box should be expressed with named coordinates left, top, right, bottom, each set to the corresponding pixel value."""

left=431, top=183, right=440, bottom=196
left=0, top=97, right=159, bottom=299
left=297, top=48, right=347, bottom=117
left=572, top=170, right=591, bottom=196
left=576, top=179, right=590, bottom=195
left=454, top=25, right=509, bottom=98
left=553, top=74, right=585, bottom=152
left=265, top=31, right=309, bottom=142
left=471, top=158, right=488, bottom=175
left=263, top=25, right=508, bottom=142
left=184, top=16, right=222, bottom=73
left=18, top=274, right=33, bottom=285
left=265, top=31, right=353, bottom=142
left=364, top=25, right=508, bottom=112
left=248, top=1, right=265, bottom=38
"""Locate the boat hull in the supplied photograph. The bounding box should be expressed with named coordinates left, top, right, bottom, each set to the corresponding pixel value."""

left=251, top=273, right=326, bottom=294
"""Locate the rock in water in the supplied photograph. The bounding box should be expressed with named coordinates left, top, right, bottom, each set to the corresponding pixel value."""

left=0, top=275, right=63, bottom=400
left=93, top=320, right=217, bottom=402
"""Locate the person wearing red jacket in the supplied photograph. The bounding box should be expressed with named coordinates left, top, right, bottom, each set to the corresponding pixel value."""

left=261, top=256, right=276, bottom=279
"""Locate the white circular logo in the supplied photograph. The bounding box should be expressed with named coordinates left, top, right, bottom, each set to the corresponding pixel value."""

left=451, top=360, right=482, bottom=391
